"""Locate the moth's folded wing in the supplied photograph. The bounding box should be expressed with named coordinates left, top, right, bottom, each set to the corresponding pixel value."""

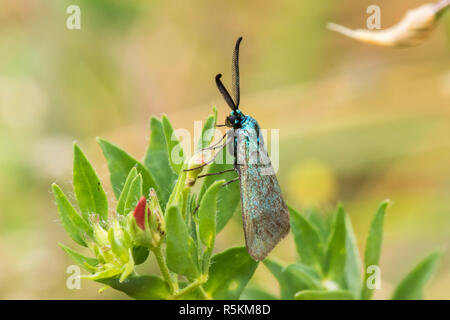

left=239, top=162, right=290, bottom=261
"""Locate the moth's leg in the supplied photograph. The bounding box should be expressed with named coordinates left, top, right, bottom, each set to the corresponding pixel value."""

left=197, top=168, right=235, bottom=179
left=200, top=132, right=227, bottom=151
left=183, top=154, right=220, bottom=172
left=192, top=204, right=200, bottom=215
left=222, top=177, right=239, bottom=188
left=184, top=142, right=226, bottom=172
left=184, top=135, right=233, bottom=172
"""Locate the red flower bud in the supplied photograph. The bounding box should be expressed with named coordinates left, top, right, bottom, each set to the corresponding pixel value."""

left=133, top=196, right=150, bottom=230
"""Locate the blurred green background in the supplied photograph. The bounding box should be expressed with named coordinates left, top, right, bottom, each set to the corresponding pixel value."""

left=0, top=0, right=449, bottom=299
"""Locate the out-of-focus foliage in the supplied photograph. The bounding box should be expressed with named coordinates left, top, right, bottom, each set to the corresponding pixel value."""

left=0, top=0, right=448, bottom=298
left=258, top=201, right=442, bottom=300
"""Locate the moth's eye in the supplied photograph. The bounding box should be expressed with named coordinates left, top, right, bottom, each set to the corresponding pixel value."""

left=226, top=116, right=233, bottom=126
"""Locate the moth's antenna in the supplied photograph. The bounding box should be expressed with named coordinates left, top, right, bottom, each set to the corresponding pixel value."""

left=232, top=36, right=242, bottom=108
left=215, top=74, right=236, bottom=111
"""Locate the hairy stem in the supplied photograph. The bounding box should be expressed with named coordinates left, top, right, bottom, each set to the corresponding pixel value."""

left=172, top=276, right=207, bottom=299
left=152, top=246, right=178, bottom=293
left=198, top=286, right=212, bottom=300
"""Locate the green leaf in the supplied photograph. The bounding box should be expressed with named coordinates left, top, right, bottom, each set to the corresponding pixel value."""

left=132, top=246, right=149, bottom=265
left=197, top=107, right=217, bottom=150
left=240, top=285, right=277, bottom=300
left=52, top=183, right=93, bottom=247
left=162, top=115, right=185, bottom=175
left=199, top=145, right=240, bottom=232
left=284, top=264, right=323, bottom=291
left=324, top=204, right=347, bottom=285
left=123, top=174, right=143, bottom=215
left=58, top=243, right=98, bottom=272
left=73, top=144, right=108, bottom=222
left=107, top=224, right=129, bottom=263
left=263, top=258, right=308, bottom=300
left=198, top=180, right=225, bottom=248
left=344, top=213, right=362, bottom=299
left=98, top=275, right=170, bottom=300
left=391, top=251, right=442, bottom=300
left=165, top=205, right=199, bottom=279
left=306, top=208, right=330, bottom=242
left=165, top=167, right=187, bottom=215
left=144, top=117, right=177, bottom=207
left=361, top=200, right=389, bottom=300
left=204, top=246, right=258, bottom=299
left=116, top=167, right=138, bottom=215
left=97, top=137, right=157, bottom=200
left=295, top=290, right=354, bottom=300
left=289, top=205, right=325, bottom=271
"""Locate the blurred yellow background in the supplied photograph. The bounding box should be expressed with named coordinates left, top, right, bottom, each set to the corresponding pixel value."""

left=0, top=0, right=448, bottom=299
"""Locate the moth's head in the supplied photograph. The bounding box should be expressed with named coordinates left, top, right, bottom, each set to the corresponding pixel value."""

left=225, top=109, right=245, bottom=128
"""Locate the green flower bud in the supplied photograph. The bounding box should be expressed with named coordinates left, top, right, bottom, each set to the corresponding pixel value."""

left=90, top=216, right=109, bottom=247
left=148, top=188, right=165, bottom=244
left=185, top=149, right=217, bottom=187
left=108, top=219, right=130, bottom=263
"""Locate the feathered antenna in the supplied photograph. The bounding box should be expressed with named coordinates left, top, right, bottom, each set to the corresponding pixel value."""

left=215, top=74, right=236, bottom=111
left=215, top=37, right=243, bottom=111
left=232, top=36, right=243, bottom=108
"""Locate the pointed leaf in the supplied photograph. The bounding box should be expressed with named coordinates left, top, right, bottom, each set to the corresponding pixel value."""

left=165, top=205, right=199, bottom=279
left=295, top=290, right=354, bottom=300
left=361, top=200, right=389, bottom=300
left=116, top=168, right=138, bottom=215
left=391, top=251, right=442, bottom=300
left=344, top=213, right=362, bottom=299
left=240, top=285, right=277, bottom=300
left=52, top=183, right=92, bottom=247
left=165, top=167, right=187, bottom=216
left=123, top=174, right=143, bottom=215
left=162, top=115, right=185, bottom=174
left=284, top=264, right=323, bottom=291
left=58, top=243, right=98, bottom=272
left=204, top=246, right=258, bottom=299
left=197, top=107, right=217, bottom=150
left=199, top=145, right=240, bottom=232
left=198, top=180, right=225, bottom=248
left=324, top=204, right=347, bottom=285
left=144, top=117, right=177, bottom=207
left=306, top=208, right=330, bottom=242
left=73, top=144, right=108, bottom=222
left=263, top=258, right=308, bottom=300
left=289, top=205, right=325, bottom=270
left=97, top=137, right=157, bottom=200
left=98, top=275, right=170, bottom=300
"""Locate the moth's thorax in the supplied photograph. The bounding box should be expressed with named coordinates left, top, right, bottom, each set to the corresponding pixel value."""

left=227, top=110, right=260, bottom=131
left=239, top=115, right=259, bottom=131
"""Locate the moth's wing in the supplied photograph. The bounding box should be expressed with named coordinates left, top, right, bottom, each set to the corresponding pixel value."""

left=236, top=128, right=290, bottom=261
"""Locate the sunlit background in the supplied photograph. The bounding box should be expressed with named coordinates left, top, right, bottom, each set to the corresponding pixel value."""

left=0, top=0, right=449, bottom=299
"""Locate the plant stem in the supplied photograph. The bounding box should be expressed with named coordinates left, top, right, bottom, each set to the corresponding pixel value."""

left=152, top=246, right=178, bottom=293
left=198, top=286, right=212, bottom=300
left=202, top=246, right=213, bottom=275
left=172, top=276, right=207, bottom=300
